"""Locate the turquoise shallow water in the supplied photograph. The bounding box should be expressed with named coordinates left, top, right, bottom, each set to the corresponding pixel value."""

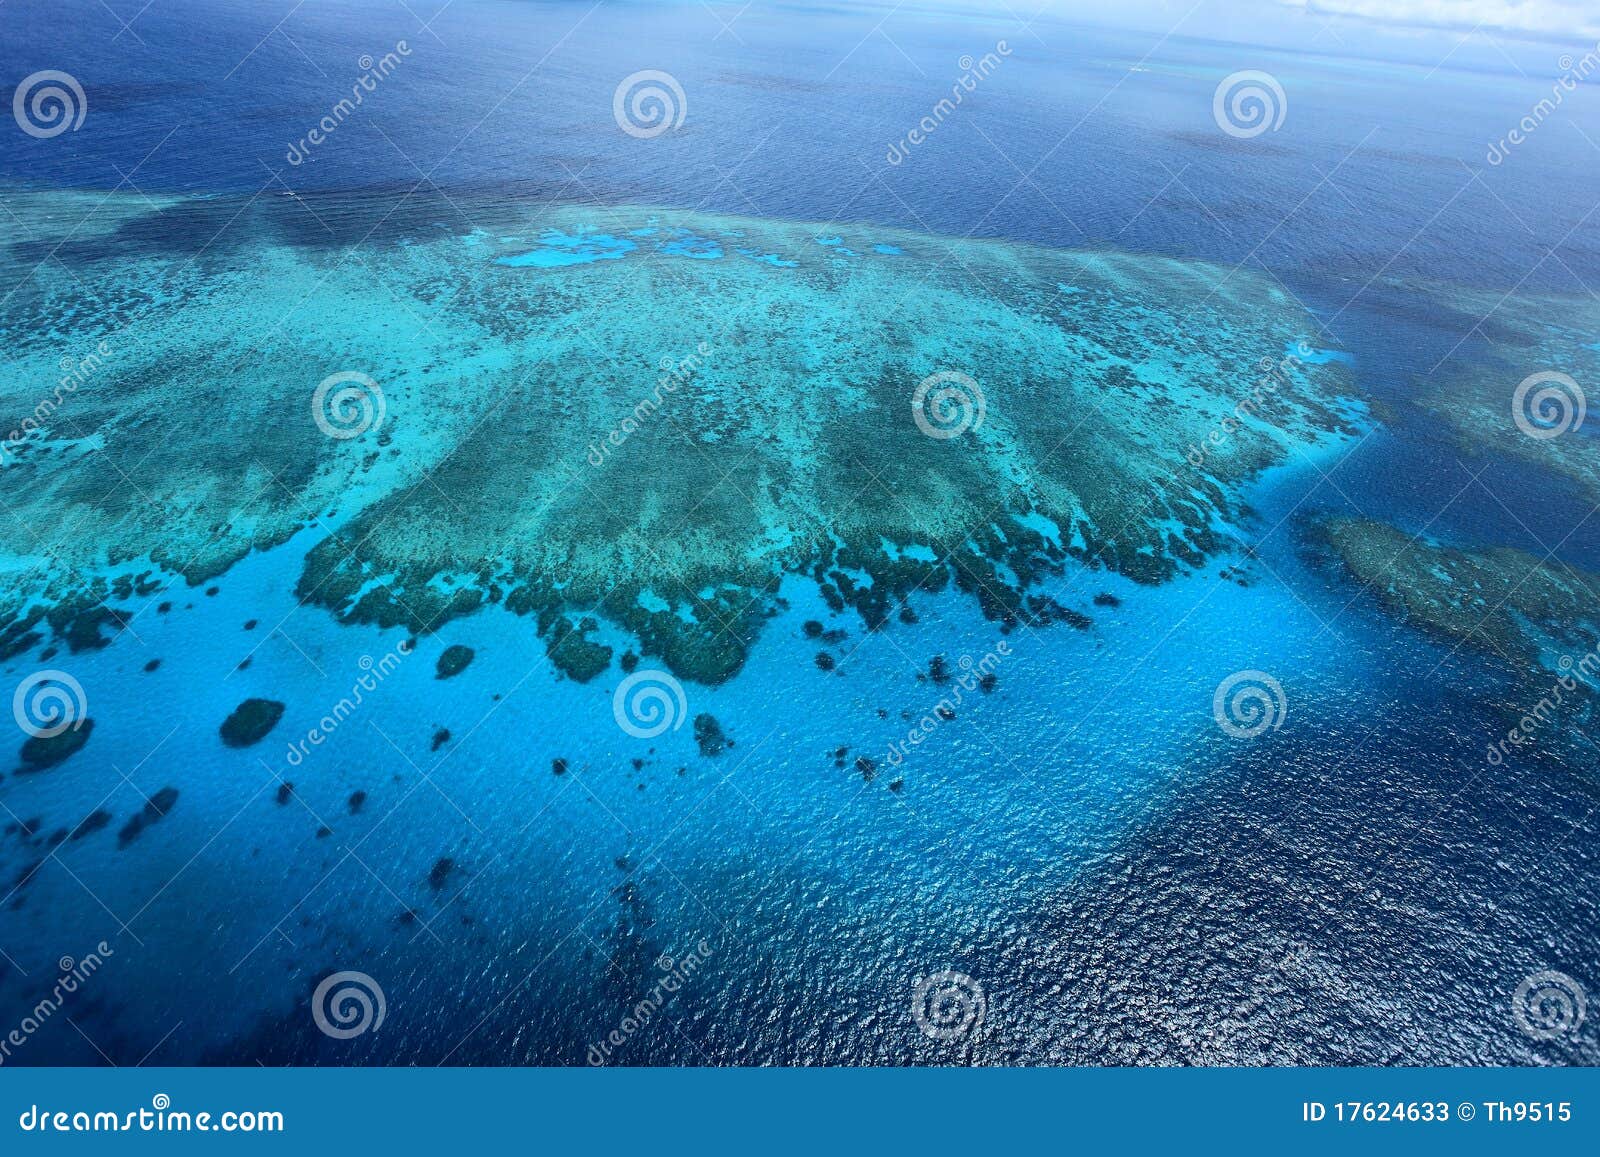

left=496, top=229, right=640, bottom=267
left=2, top=0, right=1599, bottom=1067
left=2, top=431, right=1394, bottom=1062
left=4, top=398, right=1592, bottom=1064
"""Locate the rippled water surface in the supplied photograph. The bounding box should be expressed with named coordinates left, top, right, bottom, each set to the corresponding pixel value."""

left=0, top=0, right=1597, bottom=1065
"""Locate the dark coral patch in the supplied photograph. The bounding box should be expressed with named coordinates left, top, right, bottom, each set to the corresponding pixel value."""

left=220, top=698, right=284, bottom=748
left=69, top=809, right=111, bottom=841
left=693, top=713, right=728, bottom=757
left=5, top=817, right=42, bottom=840
left=18, top=719, right=94, bottom=772
left=435, top=644, right=475, bottom=679
left=542, top=616, right=611, bottom=682
left=117, top=786, right=178, bottom=848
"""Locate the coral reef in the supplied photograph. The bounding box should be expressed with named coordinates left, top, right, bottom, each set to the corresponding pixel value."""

left=0, top=194, right=1358, bottom=682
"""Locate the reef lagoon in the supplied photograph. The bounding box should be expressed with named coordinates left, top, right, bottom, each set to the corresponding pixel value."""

left=1, top=0, right=1598, bottom=1068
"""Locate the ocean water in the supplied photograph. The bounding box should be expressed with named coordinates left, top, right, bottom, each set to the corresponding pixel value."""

left=1, top=0, right=1598, bottom=1066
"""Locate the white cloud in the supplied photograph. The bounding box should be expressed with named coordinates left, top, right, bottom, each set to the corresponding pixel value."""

left=1285, top=0, right=1600, bottom=39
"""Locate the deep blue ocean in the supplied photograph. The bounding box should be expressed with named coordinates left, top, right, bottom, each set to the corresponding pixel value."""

left=0, top=0, right=1597, bottom=1065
